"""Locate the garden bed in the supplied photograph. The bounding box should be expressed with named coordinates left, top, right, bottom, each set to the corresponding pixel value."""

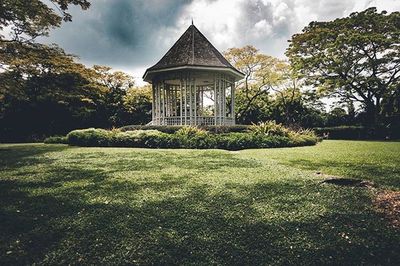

left=47, top=122, right=320, bottom=150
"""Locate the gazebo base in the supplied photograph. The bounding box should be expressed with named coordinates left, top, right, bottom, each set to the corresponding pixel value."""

left=149, top=116, right=235, bottom=126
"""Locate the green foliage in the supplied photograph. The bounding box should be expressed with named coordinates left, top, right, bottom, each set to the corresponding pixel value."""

left=176, top=126, right=207, bottom=137
left=248, top=121, right=320, bottom=146
left=91, top=65, right=137, bottom=127
left=288, top=129, right=320, bottom=146
left=286, top=7, right=400, bottom=125
left=0, top=0, right=90, bottom=42
left=123, top=85, right=152, bottom=125
left=120, top=125, right=251, bottom=134
left=249, top=121, right=291, bottom=137
left=313, top=126, right=400, bottom=140
left=120, top=125, right=183, bottom=134
left=0, top=1, right=99, bottom=142
left=66, top=125, right=319, bottom=150
left=224, top=46, right=326, bottom=127
left=204, top=125, right=250, bottom=133
left=224, top=46, right=291, bottom=122
left=43, top=135, right=68, bottom=144
left=67, top=128, right=112, bottom=147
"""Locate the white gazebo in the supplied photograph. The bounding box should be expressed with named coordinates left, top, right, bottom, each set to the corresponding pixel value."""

left=143, top=24, right=244, bottom=126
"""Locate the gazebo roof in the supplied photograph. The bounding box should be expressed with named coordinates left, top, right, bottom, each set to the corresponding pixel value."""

left=143, top=24, right=244, bottom=82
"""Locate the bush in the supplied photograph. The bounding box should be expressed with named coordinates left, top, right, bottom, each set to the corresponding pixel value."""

left=120, top=125, right=184, bottom=134
left=204, top=125, right=250, bottom=134
left=67, top=128, right=112, bottom=146
left=313, top=126, right=399, bottom=140
left=66, top=124, right=319, bottom=150
left=249, top=121, right=291, bottom=137
left=120, top=124, right=251, bottom=134
left=43, top=135, right=68, bottom=144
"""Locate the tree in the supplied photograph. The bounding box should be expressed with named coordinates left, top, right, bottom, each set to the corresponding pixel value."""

left=224, top=46, right=288, bottom=122
left=0, top=0, right=99, bottom=141
left=91, top=65, right=135, bottom=126
left=0, top=45, right=104, bottom=140
left=1, top=0, right=91, bottom=75
left=0, top=0, right=90, bottom=42
left=123, top=85, right=152, bottom=125
left=286, top=7, right=400, bottom=125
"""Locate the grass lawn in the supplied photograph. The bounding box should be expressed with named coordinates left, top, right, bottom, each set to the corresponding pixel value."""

left=0, top=140, right=399, bottom=265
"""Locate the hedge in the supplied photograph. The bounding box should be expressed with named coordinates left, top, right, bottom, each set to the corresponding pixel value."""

left=313, top=126, right=400, bottom=140
left=43, top=135, right=68, bottom=144
left=119, top=124, right=250, bottom=134
left=63, top=125, right=319, bottom=150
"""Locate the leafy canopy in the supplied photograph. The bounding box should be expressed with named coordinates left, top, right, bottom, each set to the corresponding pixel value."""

left=224, top=46, right=289, bottom=121
left=286, top=7, right=400, bottom=123
left=0, top=0, right=90, bottom=41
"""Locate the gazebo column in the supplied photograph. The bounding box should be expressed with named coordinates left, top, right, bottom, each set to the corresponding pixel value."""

left=231, top=81, right=235, bottom=124
left=174, top=86, right=178, bottom=117
left=184, top=77, right=188, bottom=125
left=162, top=82, right=166, bottom=125
left=219, top=75, right=223, bottom=125
left=200, top=86, right=204, bottom=117
left=180, top=80, right=183, bottom=125
left=165, top=86, right=169, bottom=119
left=214, top=75, right=217, bottom=125
left=222, top=76, right=226, bottom=125
left=157, top=82, right=161, bottom=125
left=152, top=84, right=155, bottom=123
left=194, top=78, right=197, bottom=125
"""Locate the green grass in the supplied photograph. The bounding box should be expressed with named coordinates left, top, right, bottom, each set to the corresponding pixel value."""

left=0, top=141, right=399, bottom=265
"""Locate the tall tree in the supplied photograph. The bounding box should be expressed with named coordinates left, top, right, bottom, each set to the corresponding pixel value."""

left=91, top=65, right=135, bottom=126
left=0, top=0, right=90, bottom=42
left=0, top=45, right=103, bottom=140
left=286, top=7, right=400, bottom=125
left=224, top=46, right=288, bottom=122
left=0, top=0, right=95, bottom=141
left=123, top=85, right=152, bottom=125
left=1, top=0, right=91, bottom=72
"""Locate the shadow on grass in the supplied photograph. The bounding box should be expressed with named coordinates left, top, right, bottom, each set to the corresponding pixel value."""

left=1, top=174, right=399, bottom=265
left=0, top=145, right=399, bottom=264
left=0, top=144, right=70, bottom=169
left=282, top=159, right=400, bottom=188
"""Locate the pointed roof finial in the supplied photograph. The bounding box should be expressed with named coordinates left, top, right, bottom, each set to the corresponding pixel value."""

left=191, top=18, right=194, bottom=25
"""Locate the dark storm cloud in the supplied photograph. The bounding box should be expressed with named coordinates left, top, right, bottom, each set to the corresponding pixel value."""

left=43, top=0, right=193, bottom=70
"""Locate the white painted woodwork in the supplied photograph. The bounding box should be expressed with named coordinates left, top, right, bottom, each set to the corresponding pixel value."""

left=150, top=71, right=235, bottom=126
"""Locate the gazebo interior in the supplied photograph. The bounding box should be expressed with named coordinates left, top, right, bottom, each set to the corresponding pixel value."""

left=151, top=71, right=235, bottom=126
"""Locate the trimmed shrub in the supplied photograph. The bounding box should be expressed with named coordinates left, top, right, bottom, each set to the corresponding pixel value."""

left=66, top=123, right=319, bottom=150
left=249, top=121, right=291, bottom=137
left=120, top=125, right=184, bottom=134
left=288, top=129, right=320, bottom=146
left=120, top=124, right=251, bottom=134
left=175, top=126, right=212, bottom=148
left=313, top=126, right=399, bottom=140
left=67, top=128, right=113, bottom=146
left=43, top=135, right=68, bottom=144
left=204, top=125, right=250, bottom=134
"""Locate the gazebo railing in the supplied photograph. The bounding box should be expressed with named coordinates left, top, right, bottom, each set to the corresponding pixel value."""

left=150, top=116, right=234, bottom=126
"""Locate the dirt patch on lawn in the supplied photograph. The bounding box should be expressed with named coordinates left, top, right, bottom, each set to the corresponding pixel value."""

left=317, top=172, right=399, bottom=228
left=321, top=177, right=375, bottom=188
left=316, top=172, right=376, bottom=188
left=373, top=190, right=400, bottom=228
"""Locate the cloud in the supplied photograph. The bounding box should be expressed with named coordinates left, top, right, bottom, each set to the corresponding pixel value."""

left=35, top=0, right=400, bottom=83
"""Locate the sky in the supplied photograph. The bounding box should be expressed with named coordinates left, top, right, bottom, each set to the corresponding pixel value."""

left=38, top=0, right=400, bottom=85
